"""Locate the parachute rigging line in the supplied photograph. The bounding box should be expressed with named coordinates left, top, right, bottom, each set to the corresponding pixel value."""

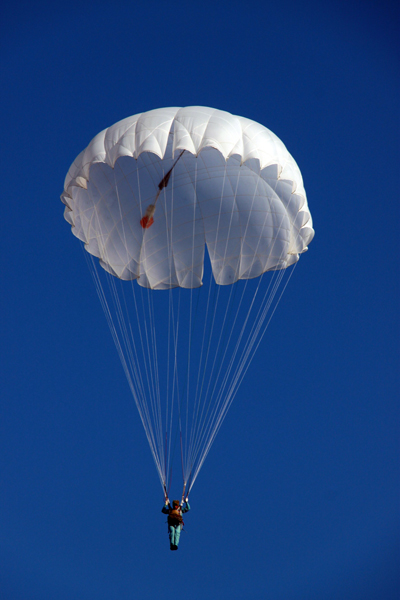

left=86, top=155, right=297, bottom=494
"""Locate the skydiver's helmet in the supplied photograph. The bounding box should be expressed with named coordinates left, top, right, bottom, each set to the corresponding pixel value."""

left=172, top=500, right=180, bottom=507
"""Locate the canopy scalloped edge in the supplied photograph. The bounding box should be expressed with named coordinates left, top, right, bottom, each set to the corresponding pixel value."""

left=61, top=106, right=307, bottom=204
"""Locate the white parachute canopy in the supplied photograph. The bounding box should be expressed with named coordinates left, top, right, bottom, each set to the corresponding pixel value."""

left=61, top=107, right=314, bottom=496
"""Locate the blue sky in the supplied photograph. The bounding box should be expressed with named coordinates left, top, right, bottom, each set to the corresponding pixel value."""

left=1, top=1, right=399, bottom=599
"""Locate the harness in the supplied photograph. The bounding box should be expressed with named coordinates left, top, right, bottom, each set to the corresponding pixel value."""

left=168, top=506, right=184, bottom=527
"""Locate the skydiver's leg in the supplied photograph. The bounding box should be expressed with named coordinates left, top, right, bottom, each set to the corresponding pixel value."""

left=169, top=525, right=176, bottom=549
left=174, top=525, right=181, bottom=547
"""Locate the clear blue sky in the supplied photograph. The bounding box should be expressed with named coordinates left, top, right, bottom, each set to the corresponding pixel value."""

left=1, top=1, right=399, bottom=599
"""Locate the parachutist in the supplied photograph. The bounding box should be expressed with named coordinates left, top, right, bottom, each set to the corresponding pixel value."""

left=162, top=498, right=190, bottom=551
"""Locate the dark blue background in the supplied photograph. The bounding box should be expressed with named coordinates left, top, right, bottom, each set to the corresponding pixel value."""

left=1, top=1, right=398, bottom=598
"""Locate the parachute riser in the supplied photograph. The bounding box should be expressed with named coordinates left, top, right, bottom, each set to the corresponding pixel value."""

left=181, top=482, right=187, bottom=506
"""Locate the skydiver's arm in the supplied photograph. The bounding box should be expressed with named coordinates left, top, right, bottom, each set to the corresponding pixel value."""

left=161, top=503, right=171, bottom=514
left=182, top=501, right=190, bottom=513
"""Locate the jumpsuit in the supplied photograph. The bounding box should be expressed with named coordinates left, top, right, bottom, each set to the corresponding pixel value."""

left=161, top=501, right=190, bottom=549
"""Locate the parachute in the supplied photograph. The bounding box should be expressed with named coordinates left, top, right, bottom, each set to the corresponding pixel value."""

left=61, top=106, right=314, bottom=498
